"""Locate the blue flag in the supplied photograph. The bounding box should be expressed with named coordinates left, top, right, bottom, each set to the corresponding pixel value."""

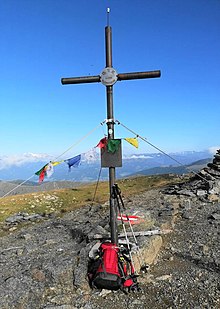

left=65, top=154, right=81, bottom=171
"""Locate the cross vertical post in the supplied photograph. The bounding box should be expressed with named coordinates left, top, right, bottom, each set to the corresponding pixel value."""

left=105, top=25, right=118, bottom=244
left=61, top=14, right=161, bottom=246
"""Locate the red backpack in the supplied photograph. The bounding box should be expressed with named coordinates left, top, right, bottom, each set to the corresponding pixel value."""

left=92, top=242, right=122, bottom=290
left=90, top=242, right=139, bottom=292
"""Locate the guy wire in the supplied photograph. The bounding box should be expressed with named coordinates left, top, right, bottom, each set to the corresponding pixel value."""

left=55, top=121, right=105, bottom=161
left=0, top=122, right=105, bottom=199
left=92, top=167, right=102, bottom=204
left=0, top=175, right=35, bottom=199
left=116, top=120, right=210, bottom=184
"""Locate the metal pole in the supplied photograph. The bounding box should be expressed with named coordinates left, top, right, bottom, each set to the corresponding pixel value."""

left=105, top=26, right=118, bottom=245
left=61, top=75, right=100, bottom=85
left=118, top=70, right=161, bottom=81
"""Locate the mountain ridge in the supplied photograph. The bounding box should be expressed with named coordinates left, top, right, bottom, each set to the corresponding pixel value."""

left=0, top=157, right=212, bottom=197
left=129, top=157, right=212, bottom=177
left=0, top=150, right=213, bottom=183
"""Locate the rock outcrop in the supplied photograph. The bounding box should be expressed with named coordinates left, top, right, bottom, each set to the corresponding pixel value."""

left=163, top=149, right=220, bottom=202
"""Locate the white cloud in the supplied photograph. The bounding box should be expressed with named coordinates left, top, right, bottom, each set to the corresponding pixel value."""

left=124, top=154, right=153, bottom=160
left=0, top=152, right=51, bottom=170
left=208, top=146, right=220, bottom=154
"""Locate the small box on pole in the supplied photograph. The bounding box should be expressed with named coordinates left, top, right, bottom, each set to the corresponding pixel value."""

left=101, top=139, right=122, bottom=168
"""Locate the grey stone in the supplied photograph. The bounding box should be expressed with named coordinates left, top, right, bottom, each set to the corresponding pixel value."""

left=208, top=213, right=220, bottom=220
left=196, top=190, right=207, bottom=196
left=207, top=169, right=220, bottom=177
left=177, top=189, right=196, bottom=197
left=23, top=213, right=42, bottom=221
left=181, top=211, right=189, bottom=219
left=208, top=187, right=220, bottom=195
left=5, top=214, right=24, bottom=223
left=44, top=305, right=77, bottom=309
left=199, top=170, right=216, bottom=181
left=5, top=212, right=44, bottom=224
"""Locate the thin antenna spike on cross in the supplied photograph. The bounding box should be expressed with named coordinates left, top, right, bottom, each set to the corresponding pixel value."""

left=107, top=7, right=110, bottom=26
left=61, top=18, right=161, bottom=245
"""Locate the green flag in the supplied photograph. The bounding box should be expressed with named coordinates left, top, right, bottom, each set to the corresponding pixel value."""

left=35, top=164, right=48, bottom=176
left=107, top=139, right=121, bottom=153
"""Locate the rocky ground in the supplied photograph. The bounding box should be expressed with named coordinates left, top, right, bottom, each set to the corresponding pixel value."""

left=89, top=195, right=220, bottom=309
left=0, top=184, right=220, bottom=309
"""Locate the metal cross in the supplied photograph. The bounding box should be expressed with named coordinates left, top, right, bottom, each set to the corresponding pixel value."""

left=61, top=22, right=161, bottom=245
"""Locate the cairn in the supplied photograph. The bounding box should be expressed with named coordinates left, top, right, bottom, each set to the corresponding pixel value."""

left=203, top=149, right=220, bottom=178
left=163, top=149, right=220, bottom=201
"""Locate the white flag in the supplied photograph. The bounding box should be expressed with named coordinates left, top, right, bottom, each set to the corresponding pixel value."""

left=45, top=162, right=54, bottom=178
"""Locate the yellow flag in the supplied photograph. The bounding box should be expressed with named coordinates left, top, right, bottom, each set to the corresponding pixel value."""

left=124, top=138, right=139, bottom=148
left=51, top=160, right=63, bottom=166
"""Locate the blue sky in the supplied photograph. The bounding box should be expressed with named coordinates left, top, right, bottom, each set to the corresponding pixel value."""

left=1, top=0, right=220, bottom=161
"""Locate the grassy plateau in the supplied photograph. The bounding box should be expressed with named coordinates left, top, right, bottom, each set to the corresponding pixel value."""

left=0, top=174, right=183, bottom=235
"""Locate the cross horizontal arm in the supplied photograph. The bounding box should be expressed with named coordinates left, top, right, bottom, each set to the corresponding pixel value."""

left=61, top=75, right=101, bottom=85
left=117, top=70, right=161, bottom=81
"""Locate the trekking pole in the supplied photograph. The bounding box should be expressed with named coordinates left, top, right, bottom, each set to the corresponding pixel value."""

left=125, top=214, right=149, bottom=272
left=114, top=184, right=149, bottom=272
left=112, top=185, right=136, bottom=273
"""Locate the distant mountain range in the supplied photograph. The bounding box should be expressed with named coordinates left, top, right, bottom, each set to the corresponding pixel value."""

left=129, top=158, right=212, bottom=177
left=0, top=150, right=213, bottom=183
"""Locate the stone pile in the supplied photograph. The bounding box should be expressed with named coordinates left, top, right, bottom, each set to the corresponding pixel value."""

left=5, top=212, right=50, bottom=225
left=162, top=149, right=220, bottom=202
left=2, top=212, right=55, bottom=233
left=204, top=148, right=220, bottom=178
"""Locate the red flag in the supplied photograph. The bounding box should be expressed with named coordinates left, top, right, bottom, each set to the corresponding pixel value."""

left=39, top=169, right=46, bottom=183
left=96, top=137, right=107, bottom=149
left=35, top=164, right=48, bottom=183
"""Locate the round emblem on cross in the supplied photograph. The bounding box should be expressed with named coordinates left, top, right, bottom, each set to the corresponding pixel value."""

left=100, top=67, right=118, bottom=86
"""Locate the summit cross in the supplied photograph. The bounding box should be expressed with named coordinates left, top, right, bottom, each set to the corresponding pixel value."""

left=61, top=17, right=161, bottom=245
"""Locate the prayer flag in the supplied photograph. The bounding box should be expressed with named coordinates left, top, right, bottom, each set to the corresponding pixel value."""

left=82, top=148, right=97, bottom=162
left=35, top=164, right=48, bottom=183
left=39, top=169, right=46, bottom=183
left=96, top=137, right=107, bottom=149
left=35, top=163, right=53, bottom=182
left=124, top=137, right=139, bottom=148
left=107, top=139, right=121, bottom=153
left=45, top=162, right=54, bottom=178
left=51, top=160, right=63, bottom=166
left=35, top=164, right=48, bottom=176
left=65, top=154, right=81, bottom=171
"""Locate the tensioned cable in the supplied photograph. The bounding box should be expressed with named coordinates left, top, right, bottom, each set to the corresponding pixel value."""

left=54, top=121, right=106, bottom=161
left=116, top=120, right=210, bottom=184
left=92, top=167, right=102, bottom=204
left=0, top=175, right=36, bottom=199
left=0, top=121, right=105, bottom=199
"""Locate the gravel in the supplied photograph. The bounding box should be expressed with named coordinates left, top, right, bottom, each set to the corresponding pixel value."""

left=0, top=188, right=219, bottom=308
left=88, top=197, right=220, bottom=309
